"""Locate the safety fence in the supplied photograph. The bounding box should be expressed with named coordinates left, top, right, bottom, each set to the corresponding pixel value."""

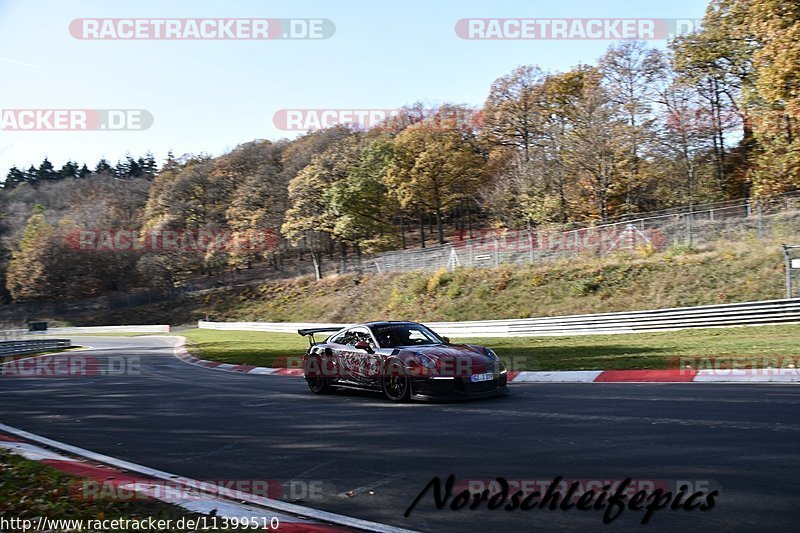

left=346, top=193, right=800, bottom=274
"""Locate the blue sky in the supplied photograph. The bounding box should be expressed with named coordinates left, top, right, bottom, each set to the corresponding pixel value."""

left=0, top=0, right=708, bottom=173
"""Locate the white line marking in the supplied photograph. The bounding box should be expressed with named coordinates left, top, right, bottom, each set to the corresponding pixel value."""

left=338, top=474, right=404, bottom=498
left=0, top=422, right=419, bottom=533
left=0, top=439, right=309, bottom=525
left=0, top=440, right=67, bottom=461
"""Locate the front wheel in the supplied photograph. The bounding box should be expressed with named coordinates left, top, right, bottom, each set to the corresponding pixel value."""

left=381, top=358, right=411, bottom=402
left=304, top=356, right=331, bottom=394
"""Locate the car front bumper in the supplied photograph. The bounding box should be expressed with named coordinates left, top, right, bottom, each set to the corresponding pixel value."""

left=410, top=372, right=509, bottom=401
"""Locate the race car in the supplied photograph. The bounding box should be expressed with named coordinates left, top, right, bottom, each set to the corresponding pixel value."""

left=299, top=321, right=508, bottom=402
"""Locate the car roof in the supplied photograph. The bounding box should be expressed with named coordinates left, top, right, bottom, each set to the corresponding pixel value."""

left=363, top=321, right=421, bottom=329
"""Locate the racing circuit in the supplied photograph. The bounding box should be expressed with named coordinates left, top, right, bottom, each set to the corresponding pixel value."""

left=1, top=335, right=799, bottom=532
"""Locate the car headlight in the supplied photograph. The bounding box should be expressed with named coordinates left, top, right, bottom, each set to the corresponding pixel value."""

left=485, top=348, right=500, bottom=361
left=415, top=353, right=437, bottom=369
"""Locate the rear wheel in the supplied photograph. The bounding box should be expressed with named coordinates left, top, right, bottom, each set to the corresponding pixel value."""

left=382, top=358, right=411, bottom=402
left=304, top=356, right=331, bottom=394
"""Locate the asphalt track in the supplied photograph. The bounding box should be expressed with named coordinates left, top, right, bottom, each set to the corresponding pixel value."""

left=1, top=336, right=799, bottom=532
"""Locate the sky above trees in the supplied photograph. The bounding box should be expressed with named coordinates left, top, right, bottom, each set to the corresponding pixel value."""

left=0, top=0, right=708, bottom=172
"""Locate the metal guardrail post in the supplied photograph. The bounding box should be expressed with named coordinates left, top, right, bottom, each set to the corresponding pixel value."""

left=783, top=245, right=800, bottom=298
left=528, top=230, right=534, bottom=264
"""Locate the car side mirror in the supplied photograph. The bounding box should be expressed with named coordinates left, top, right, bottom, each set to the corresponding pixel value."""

left=443, top=336, right=450, bottom=344
left=354, top=340, right=374, bottom=353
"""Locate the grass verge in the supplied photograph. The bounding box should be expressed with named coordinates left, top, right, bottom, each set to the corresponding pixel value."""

left=182, top=323, right=800, bottom=371
left=0, top=450, right=233, bottom=532
left=183, top=329, right=304, bottom=368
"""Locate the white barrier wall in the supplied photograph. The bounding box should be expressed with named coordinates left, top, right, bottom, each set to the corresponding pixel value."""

left=198, top=298, right=800, bottom=338
left=43, top=325, right=171, bottom=335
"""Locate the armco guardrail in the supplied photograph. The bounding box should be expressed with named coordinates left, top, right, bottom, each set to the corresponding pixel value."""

left=0, top=339, right=71, bottom=358
left=198, top=299, right=800, bottom=338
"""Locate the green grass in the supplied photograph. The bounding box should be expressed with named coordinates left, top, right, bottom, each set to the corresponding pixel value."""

left=182, top=329, right=307, bottom=367
left=0, top=450, right=233, bottom=531
left=182, top=323, right=800, bottom=371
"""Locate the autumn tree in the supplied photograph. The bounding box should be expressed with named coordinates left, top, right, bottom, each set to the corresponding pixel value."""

left=282, top=134, right=362, bottom=278
left=6, top=205, right=53, bottom=300
left=671, top=0, right=755, bottom=196
left=326, top=132, right=397, bottom=253
left=223, top=140, right=288, bottom=270
left=563, top=69, right=628, bottom=222
left=387, top=121, right=486, bottom=244
left=745, top=0, right=800, bottom=195
left=600, top=42, right=666, bottom=214
left=482, top=65, right=547, bottom=163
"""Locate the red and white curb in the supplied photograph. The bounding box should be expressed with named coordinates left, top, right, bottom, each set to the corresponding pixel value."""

left=172, top=338, right=800, bottom=383
left=173, top=337, right=303, bottom=376
left=0, top=423, right=417, bottom=533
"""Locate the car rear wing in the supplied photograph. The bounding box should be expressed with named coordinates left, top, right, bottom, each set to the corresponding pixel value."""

left=298, top=327, right=344, bottom=346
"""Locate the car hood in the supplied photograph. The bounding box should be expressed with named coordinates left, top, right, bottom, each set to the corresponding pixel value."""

left=401, top=344, right=497, bottom=373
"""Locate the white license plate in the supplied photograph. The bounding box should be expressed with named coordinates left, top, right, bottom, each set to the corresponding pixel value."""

left=470, top=372, right=494, bottom=382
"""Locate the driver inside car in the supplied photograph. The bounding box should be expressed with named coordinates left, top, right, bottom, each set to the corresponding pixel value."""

left=381, top=329, right=411, bottom=347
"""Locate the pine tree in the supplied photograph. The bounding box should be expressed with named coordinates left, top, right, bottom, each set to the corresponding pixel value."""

left=139, top=152, right=158, bottom=178
left=26, top=165, right=38, bottom=186
left=60, top=161, right=78, bottom=179
left=4, top=167, right=26, bottom=188
left=37, top=157, right=57, bottom=181
left=95, top=158, right=114, bottom=175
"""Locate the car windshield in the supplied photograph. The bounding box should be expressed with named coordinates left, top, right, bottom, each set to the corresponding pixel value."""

left=371, top=324, right=442, bottom=348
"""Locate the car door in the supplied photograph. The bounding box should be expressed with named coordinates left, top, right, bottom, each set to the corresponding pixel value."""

left=349, top=328, right=383, bottom=383
left=328, top=329, right=357, bottom=381
left=336, top=328, right=381, bottom=383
